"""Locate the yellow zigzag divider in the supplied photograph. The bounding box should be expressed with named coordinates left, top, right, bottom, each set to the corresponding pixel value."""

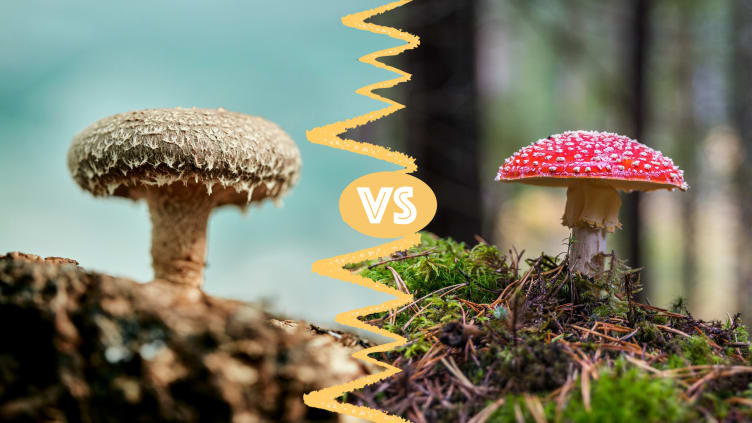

left=306, top=0, right=417, bottom=174
left=303, top=0, right=419, bottom=421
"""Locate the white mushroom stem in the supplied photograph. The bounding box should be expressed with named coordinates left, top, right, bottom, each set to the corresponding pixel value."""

left=569, top=226, right=608, bottom=276
left=145, top=184, right=214, bottom=289
left=562, top=182, right=622, bottom=276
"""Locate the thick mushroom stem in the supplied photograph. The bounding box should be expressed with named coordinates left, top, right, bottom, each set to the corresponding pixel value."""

left=145, top=184, right=214, bottom=288
left=562, top=182, right=622, bottom=276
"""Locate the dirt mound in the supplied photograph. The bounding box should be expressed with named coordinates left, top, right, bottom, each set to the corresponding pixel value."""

left=0, top=252, right=369, bottom=423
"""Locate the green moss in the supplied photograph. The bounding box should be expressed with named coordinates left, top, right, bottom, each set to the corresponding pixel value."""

left=487, top=365, right=692, bottom=423
left=560, top=361, right=692, bottom=423
left=652, top=314, right=668, bottom=325
left=635, top=321, right=663, bottom=345
left=359, top=235, right=515, bottom=338
left=679, top=335, right=725, bottom=366
left=486, top=395, right=556, bottom=422
left=664, top=354, right=689, bottom=370
left=734, top=323, right=751, bottom=344
left=359, top=234, right=511, bottom=305
left=591, top=304, right=614, bottom=320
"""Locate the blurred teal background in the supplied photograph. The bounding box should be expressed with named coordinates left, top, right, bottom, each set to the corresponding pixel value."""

left=0, top=0, right=401, bottom=328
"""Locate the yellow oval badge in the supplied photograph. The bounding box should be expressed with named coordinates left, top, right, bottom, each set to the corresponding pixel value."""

left=339, top=172, right=437, bottom=238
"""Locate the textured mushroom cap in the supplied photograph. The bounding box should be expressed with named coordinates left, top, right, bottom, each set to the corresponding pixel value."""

left=68, top=107, right=301, bottom=204
left=495, top=130, right=688, bottom=192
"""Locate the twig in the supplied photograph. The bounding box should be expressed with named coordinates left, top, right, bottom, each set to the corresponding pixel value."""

left=524, top=394, right=548, bottom=423
left=581, top=367, right=592, bottom=412
left=633, top=302, right=687, bottom=319
left=368, top=248, right=438, bottom=269
left=619, top=327, right=640, bottom=342
left=655, top=324, right=690, bottom=338
left=468, top=397, right=506, bottom=423
left=368, top=283, right=468, bottom=324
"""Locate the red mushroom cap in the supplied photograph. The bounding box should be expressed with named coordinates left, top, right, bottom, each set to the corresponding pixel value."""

left=495, top=130, right=688, bottom=192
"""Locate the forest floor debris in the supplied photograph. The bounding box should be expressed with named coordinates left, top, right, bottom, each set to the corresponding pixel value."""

left=345, top=234, right=752, bottom=422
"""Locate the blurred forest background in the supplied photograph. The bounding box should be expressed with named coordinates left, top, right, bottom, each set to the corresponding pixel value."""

left=362, top=0, right=752, bottom=322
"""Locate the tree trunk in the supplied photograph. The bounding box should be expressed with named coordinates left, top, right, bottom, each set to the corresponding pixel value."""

left=401, top=0, right=482, bottom=245
left=622, top=0, right=650, bottom=298
left=674, top=6, right=699, bottom=309
left=732, top=0, right=752, bottom=321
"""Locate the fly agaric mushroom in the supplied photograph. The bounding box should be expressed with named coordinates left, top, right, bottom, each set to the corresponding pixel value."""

left=495, top=130, right=687, bottom=276
left=68, top=107, right=301, bottom=289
